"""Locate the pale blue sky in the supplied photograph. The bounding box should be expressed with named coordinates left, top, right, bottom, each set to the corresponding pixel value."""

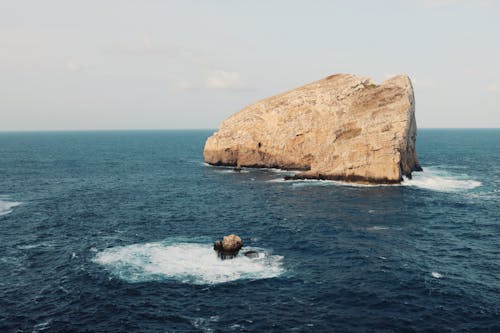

left=1, top=0, right=499, bottom=130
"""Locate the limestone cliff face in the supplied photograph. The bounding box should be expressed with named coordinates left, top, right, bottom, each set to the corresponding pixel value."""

left=203, top=73, right=421, bottom=184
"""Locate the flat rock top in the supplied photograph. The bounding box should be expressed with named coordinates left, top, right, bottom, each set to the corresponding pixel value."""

left=204, top=73, right=420, bottom=184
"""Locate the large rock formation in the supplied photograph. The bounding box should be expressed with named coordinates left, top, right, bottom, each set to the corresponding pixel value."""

left=204, top=74, right=421, bottom=184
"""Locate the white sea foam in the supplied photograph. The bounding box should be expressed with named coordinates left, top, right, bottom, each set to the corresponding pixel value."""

left=279, top=179, right=394, bottom=188
left=267, top=178, right=287, bottom=183
left=191, top=316, right=219, bottom=333
left=216, top=169, right=250, bottom=174
left=402, top=167, right=481, bottom=192
left=431, top=271, right=443, bottom=279
left=266, top=178, right=340, bottom=186
left=243, top=165, right=482, bottom=193
left=32, top=319, right=52, bottom=333
left=0, top=199, right=22, bottom=216
left=17, top=241, right=54, bottom=250
left=366, top=226, right=390, bottom=231
left=266, top=168, right=302, bottom=175
left=93, top=241, right=285, bottom=284
left=291, top=180, right=338, bottom=187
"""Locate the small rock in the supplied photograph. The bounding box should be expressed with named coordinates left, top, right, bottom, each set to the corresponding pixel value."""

left=214, top=234, right=243, bottom=259
left=222, top=234, right=243, bottom=252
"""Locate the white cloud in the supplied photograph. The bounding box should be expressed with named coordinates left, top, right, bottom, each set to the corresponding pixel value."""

left=487, top=83, right=500, bottom=92
left=65, top=59, right=83, bottom=72
left=206, top=70, right=244, bottom=90
left=416, top=0, right=495, bottom=8
left=142, top=37, right=154, bottom=51
left=176, top=80, right=196, bottom=90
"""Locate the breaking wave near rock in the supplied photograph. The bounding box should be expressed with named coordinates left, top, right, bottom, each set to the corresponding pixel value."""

left=93, top=241, right=285, bottom=285
left=402, top=167, right=481, bottom=192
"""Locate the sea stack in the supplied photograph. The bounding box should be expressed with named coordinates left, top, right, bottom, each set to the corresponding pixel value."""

left=214, top=234, right=243, bottom=259
left=204, top=73, right=421, bottom=184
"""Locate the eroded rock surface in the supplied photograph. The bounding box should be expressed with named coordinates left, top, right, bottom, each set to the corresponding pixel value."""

left=204, top=74, right=421, bottom=184
left=214, top=234, right=243, bottom=259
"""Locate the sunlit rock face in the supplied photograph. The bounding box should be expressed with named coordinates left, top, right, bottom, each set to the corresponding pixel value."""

left=214, top=234, right=243, bottom=259
left=204, top=73, right=421, bottom=184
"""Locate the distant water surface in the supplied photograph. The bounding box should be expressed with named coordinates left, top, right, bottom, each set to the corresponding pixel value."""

left=0, top=129, right=498, bottom=332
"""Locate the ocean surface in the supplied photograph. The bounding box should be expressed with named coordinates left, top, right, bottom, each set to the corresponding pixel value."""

left=0, top=129, right=498, bottom=332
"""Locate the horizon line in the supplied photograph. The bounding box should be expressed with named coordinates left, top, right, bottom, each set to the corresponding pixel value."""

left=0, top=127, right=500, bottom=133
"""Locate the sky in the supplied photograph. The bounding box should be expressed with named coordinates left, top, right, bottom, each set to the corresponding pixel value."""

left=1, top=0, right=499, bottom=131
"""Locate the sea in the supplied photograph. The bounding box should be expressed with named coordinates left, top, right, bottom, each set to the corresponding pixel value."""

left=0, top=129, right=498, bottom=332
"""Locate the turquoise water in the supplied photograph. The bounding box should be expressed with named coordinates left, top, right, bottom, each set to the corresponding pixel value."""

left=0, top=129, right=498, bottom=332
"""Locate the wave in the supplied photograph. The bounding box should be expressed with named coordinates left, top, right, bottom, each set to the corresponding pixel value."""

left=0, top=199, right=22, bottom=216
left=366, top=226, right=390, bottom=231
left=431, top=271, right=443, bottom=279
left=268, top=178, right=395, bottom=188
left=290, top=179, right=393, bottom=188
left=270, top=167, right=481, bottom=193
left=402, top=167, right=481, bottom=192
left=209, top=165, right=301, bottom=175
left=264, top=168, right=302, bottom=175
left=93, top=241, right=285, bottom=285
left=213, top=168, right=250, bottom=174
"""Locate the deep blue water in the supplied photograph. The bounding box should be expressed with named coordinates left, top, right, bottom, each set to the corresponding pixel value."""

left=0, top=129, right=499, bottom=332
